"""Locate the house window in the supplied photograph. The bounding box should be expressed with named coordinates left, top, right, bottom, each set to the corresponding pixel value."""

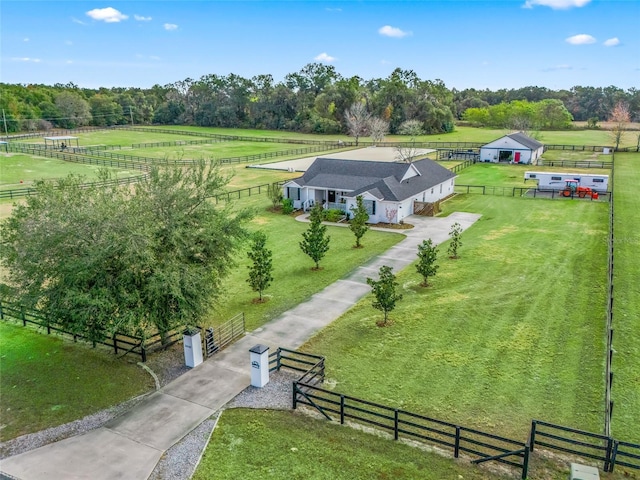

left=287, top=187, right=300, bottom=200
left=431, top=188, right=434, bottom=194
left=451, top=179, right=454, bottom=185
left=551, top=176, right=562, bottom=181
left=363, top=200, right=376, bottom=215
left=439, top=184, right=443, bottom=194
left=529, top=174, right=537, bottom=179
left=593, top=178, right=604, bottom=183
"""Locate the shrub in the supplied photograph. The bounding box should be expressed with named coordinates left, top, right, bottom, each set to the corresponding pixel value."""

left=323, top=209, right=344, bottom=222
left=282, top=198, right=294, bottom=214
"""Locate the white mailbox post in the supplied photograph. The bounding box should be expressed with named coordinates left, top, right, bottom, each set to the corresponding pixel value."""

left=183, top=329, right=203, bottom=368
left=249, top=344, right=270, bottom=388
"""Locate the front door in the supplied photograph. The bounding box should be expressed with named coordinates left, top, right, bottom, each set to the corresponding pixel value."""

left=514, top=152, right=521, bottom=163
left=328, top=190, right=336, bottom=203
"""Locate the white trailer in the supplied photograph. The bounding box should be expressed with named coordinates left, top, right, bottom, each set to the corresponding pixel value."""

left=523, top=171, right=609, bottom=192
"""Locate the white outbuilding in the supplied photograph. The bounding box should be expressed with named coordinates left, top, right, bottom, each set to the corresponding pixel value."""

left=479, top=132, right=544, bottom=164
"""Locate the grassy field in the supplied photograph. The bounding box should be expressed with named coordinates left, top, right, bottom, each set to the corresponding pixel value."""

left=156, top=125, right=639, bottom=149
left=193, top=408, right=513, bottom=480
left=15, top=130, right=207, bottom=147
left=610, top=152, right=640, bottom=443
left=302, top=194, right=608, bottom=440
left=220, top=165, right=299, bottom=190
left=0, top=321, right=153, bottom=441
left=454, top=163, right=611, bottom=188
left=0, top=153, right=139, bottom=188
left=206, top=203, right=404, bottom=331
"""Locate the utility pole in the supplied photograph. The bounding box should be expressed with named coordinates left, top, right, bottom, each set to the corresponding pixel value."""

left=2, top=109, right=9, bottom=139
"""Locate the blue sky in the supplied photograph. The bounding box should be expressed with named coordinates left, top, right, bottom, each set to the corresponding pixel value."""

left=1, top=0, right=638, bottom=90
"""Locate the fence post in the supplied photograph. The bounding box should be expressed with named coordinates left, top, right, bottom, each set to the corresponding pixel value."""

left=20, top=304, right=26, bottom=326
left=276, top=348, right=282, bottom=371
left=522, top=445, right=530, bottom=480
left=604, top=437, right=614, bottom=472
left=141, top=344, right=147, bottom=363
left=454, top=426, right=461, bottom=458
left=609, top=440, right=619, bottom=473
left=394, top=409, right=399, bottom=440
left=0, top=300, right=3, bottom=320
left=340, top=395, right=345, bottom=425
left=113, top=333, right=118, bottom=354
left=293, top=382, right=298, bottom=410
left=529, top=421, right=537, bottom=451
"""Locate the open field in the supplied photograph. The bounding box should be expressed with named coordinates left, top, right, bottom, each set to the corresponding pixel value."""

left=194, top=408, right=513, bottom=480
left=15, top=130, right=207, bottom=147
left=455, top=163, right=611, bottom=188
left=0, top=153, right=138, bottom=188
left=610, top=152, right=640, bottom=443
left=303, top=194, right=609, bottom=440
left=0, top=322, right=153, bottom=441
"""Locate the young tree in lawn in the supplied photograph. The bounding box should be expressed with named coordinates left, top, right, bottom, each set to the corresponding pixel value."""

left=416, top=239, right=439, bottom=286
left=267, top=182, right=283, bottom=210
left=344, top=102, right=371, bottom=146
left=0, top=161, right=252, bottom=345
left=609, top=101, right=630, bottom=151
left=300, top=202, right=330, bottom=270
left=349, top=195, right=369, bottom=248
left=366, top=265, right=403, bottom=326
left=448, top=222, right=463, bottom=259
left=246, top=231, right=273, bottom=302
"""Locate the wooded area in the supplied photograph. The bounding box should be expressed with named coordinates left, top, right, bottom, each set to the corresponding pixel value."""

left=1, top=63, right=638, bottom=134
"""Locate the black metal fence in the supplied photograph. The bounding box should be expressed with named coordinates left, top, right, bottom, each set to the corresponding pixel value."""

left=529, top=420, right=640, bottom=473
left=443, top=159, right=474, bottom=173
left=454, top=184, right=611, bottom=201
left=537, top=159, right=613, bottom=169
left=203, top=312, right=245, bottom=357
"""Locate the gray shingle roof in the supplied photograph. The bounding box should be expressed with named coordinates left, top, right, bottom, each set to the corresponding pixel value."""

left=290, top=158, right=456, bottom=202
left=507, top=132, right=543, bottom=150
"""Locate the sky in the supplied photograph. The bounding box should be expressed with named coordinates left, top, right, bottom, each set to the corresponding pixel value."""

left=1, top=0, right=638, bottom=91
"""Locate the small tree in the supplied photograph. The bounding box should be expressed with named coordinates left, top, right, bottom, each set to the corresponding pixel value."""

left=368, top=117, right=389, bottom=145
left=267, top=182, right=283, bottom=210
left=448, top=222, right=463, bottom=259
left=344, top=103, right=371, bottom=146
left=416, top=239, right=439, bottom=286
left=300, top=203, right=330, bottom=270
left=609, top=102, right=630, bottom=151
left=246, top=231, right=273, bottom=302
left=366, top=265, right=403, bottom=326
left=395, top=119, right=424, bottom=163
left=349, top=195, right=369, bottom=248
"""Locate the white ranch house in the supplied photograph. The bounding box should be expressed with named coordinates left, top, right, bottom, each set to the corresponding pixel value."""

left=282, top=157, right=456, bottom=224
left=479, top=132, right=544, bottom=164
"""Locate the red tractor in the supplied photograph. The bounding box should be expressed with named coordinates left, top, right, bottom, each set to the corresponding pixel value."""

left=562, top=179, right=598, bottom=199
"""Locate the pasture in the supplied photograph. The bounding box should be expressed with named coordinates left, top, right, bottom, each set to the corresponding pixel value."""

left=303, top=194, right=609, bottom=440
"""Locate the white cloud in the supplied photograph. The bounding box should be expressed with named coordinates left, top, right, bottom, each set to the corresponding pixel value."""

left=65, top=40, right=73, bottom=46
left=12, top=57, right=42, bottom=63
left=314, top=52, right=336, bottom=63
left=66, top=60, right=73, bottom=64
left=604, top=37, right=620, bottom=47
left=134, top=14, right=152, bottom=21
left=23, top=37, right=29, bottom=42
left=378, top=25, right=411, bottom=38
left=542, top=64, right=573, bottom=71
left=523, top=0, right=590, bottom=9
left=164, top=23, right=178, bottom=31
left=566, top=34, right=596, bottom=45
left=72, top=17, right=87, bottom=25
left=325, top=8, right=342, bottom=12
left=86, top=7, right=128, bottom=23
left=150, top=55, right=161, bottom=61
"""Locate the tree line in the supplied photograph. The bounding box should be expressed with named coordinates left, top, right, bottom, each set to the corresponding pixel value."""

left=1, top=64, right=638, bottom=135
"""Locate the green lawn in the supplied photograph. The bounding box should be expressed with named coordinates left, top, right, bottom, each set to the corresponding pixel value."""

left=303, top=195, right=608, bottom=440
left=194, top=409, right=513, bottom=480
left=610, top=152, right=640, bottom=443
left=221, top=165, right=299, bottom=190
left=208, top=205, right=404, bottom=331
left=0, top=321, right=153, bottom=441
left=0, top=153, right=139, bottom=188
left=455, top=163, right=611, bottom=188
left=15, top=130, right=207, bottom=147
